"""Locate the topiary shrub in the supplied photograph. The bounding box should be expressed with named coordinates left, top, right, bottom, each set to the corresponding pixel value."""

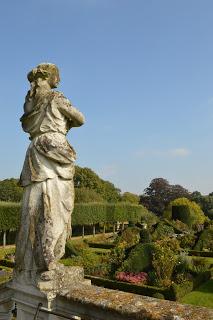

left=115, top=227, right=141, bottom=249
left=152, top=239, right=179, bottom=287
left=170, top=281, right=193, bottom=301
left=194, top=227, right=213, bottom=251
left=140, top=228, right=152, bottom=244
left=178, top=232, right=196, bottom=249
left=121, top=243, right=154, bottom=273
left=64, top=240, right=88, bottom=258
left=152, top=222, right=175, bottom=241
left=164, top=198, right=206, bottom=229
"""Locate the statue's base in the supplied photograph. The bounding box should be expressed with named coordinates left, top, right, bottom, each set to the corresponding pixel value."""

left=7, top=265, right=90, bottom=319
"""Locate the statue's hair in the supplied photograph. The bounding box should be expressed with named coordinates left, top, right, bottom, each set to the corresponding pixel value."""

left=27, top=63, right=60, bottom=85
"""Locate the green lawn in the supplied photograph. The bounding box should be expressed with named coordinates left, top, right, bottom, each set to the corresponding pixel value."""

left=181, top=280, right=213, bottom=308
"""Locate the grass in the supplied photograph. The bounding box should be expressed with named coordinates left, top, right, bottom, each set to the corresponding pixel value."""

left=88, top=247, right=111, bottom=254
left=181, top=280, right=213, bottom=308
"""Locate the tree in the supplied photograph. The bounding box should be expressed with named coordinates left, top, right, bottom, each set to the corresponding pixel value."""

left=121, top=192, right=139, bottom=204
left=74, top=188, right=105, bottom=203
left=140, top=178, right=190, bottom=216
left=74, top=166, right=121, bottom=202
left=0, top=179, right=23, bottom=202
left=191, top=192, right=213, bottom=219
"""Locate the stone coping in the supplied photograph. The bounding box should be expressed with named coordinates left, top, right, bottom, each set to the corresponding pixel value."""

left=61, top=283, right=213, bottom=320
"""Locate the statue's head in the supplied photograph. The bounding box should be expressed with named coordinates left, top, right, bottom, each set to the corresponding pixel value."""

left=27, top=63, right=60, bottom=89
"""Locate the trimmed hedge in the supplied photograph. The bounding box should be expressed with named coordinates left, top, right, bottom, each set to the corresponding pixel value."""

left=72, top=203, right=150, bottom=225
left=0, top=202, right=20, bottom=231
left=85, top=271, right=212, bottom=302
left=0, top=201, right=150, bottom=230
left=0, top=259, right=15, bottom=268
left=188, top=250, right=213, bottom=258
left=87, top=242, right=115, bottom=249
left=84, top=275, right=171, bottom=299
left=170, top=271, right=211, bottom=301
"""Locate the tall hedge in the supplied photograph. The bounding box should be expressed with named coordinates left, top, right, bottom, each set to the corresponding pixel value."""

left=0, top=201, right=150, bottom=230
left=0, top=202, right=20, bottom=231
left=163, top=197, right=206, bottom=228
left=71, top=202, right=150, bottom=225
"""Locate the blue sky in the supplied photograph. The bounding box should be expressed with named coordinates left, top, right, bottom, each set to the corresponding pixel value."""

left=1, top=0, right=213, bottom=195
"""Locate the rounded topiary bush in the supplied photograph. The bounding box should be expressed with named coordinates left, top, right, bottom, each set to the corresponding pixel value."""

left=64, top=240, right=88, bottom=258
left=152, top=222, right=175, bottom=241
left=121, top=243, right=154, bottom=273
left=164, top=198, right=206, bottom=229
left=115, top=227, right=141, bottom=249
left=194, top=227, right=213, bottom=251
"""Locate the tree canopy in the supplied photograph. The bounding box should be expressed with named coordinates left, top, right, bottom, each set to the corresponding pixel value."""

left=140, top=178, right=190, bottom=216
left=121, top=192, right=139, bottom=204
left=0, top=179, right=23, bottom=202
left=74, top=187, right=105, bottom=203
left=74, top=166, right=121, bottom=202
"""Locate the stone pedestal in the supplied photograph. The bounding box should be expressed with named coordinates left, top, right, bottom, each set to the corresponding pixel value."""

left=7, top=266, right=90, bottom=320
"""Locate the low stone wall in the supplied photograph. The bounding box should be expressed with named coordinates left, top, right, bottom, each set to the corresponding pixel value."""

left=58, top=283, right=213, bottom=320
left=0, top=281, right=213, bottom=320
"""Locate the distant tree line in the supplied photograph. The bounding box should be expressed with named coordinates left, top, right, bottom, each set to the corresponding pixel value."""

left=0, top=166, right=139, bottom=204
left=139, top=177, right=213, bottom=219
left=0, top=172, right=212, bottom=219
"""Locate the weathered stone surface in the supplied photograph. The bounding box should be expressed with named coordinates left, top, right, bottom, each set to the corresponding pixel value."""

left=61, top=284, right=213, bottom=320
left=15, top=63, right=85, bottom=284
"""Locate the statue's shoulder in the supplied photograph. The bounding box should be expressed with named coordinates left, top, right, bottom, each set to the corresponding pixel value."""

left=52, top=91, right=72, bottom=106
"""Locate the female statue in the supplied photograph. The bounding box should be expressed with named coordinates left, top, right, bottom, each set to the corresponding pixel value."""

left=15, top=63, right=85, bottom=279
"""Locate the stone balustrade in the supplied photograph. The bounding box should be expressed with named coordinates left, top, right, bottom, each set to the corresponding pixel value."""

left=0, top=281, right=213, bottom=320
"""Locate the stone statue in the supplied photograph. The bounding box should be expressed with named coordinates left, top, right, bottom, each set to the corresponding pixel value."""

left=15, top=63, right=85, bottom=282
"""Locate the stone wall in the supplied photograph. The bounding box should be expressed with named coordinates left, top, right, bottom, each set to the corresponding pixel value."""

left=1, top=281, right=213, bottom=320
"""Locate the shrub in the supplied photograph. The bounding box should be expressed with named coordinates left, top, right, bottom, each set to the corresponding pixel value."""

left=194, top=227, right=213, bottom=251
left=152, top=222, right=175, bottom=241
left=140, top=210, right=158, bottom=227
left=115, top=227, right=141, bottom=249
left=189, top=250, right=213, bottom=257
left=170, top=281, right=193, bottom=301
left=115, top=271, right=148, bottom=284
left=140, top=228, right=152, bottom=243
left=152, top=240, right=178, bottom=287
left=178, top=232, right=196, bottom=249
left=173, top=253, right=191, bottom=278
left=0, top=259, right=15, bottom=268
left=121, top=243, right=154, bottom=273
left=61, top=249, right=108, bottom=276
left=87, top=242, right=115, bottom=249
left=109, top=243, right=127, bottom=275
left=64, top=240, right=88, bottom=258
left=85, top=275, right=170, bottom=299
left=164, top=198, right=206, bottom=229
left=188, top=257, right=211, bottom=273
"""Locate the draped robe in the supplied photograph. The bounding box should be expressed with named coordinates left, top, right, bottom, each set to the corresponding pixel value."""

left=15, top=90, right=85, bottom=273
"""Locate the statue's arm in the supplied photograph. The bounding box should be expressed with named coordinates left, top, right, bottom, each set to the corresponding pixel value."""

left=23, top=91, right=33, bottom=114
left=56, top=95, right=85, bottom=127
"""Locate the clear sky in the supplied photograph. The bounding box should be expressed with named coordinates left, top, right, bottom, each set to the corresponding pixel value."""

left=1, top=0, right=213, bottom=195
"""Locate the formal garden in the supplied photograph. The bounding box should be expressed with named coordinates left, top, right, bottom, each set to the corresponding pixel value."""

left=0, top=194, right=212, bottom=309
